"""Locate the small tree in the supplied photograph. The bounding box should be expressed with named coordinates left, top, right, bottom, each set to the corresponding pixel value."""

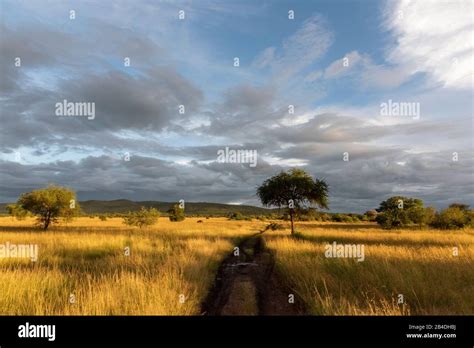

left=448, top=203, right=469, bottom=211
left=168, top=203, right=185, bottom=222
left=17, top=185, right=80, bottom=230
left=6, top=204, right=29, bottom=220
left=407, top=206, right=436, bottom=229
left=257, top=169, right=328, bottom=234
left=364, top=210, right=378, bottom=222
left=431, top=206, right=469, bottom=229
left=375, top=196, right=423, bottom=229
left=123, top=207, right=160, bottom=228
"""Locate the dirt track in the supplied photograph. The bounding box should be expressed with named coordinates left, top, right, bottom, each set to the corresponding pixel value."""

left=201, top=234, right=306, bottom=315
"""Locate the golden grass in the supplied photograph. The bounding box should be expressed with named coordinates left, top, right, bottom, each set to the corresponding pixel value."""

left=1, top=217, right=472, bottom=315
left=264, top=222, right=474, bottom=315
left=0, top=217, right=263, bottom=315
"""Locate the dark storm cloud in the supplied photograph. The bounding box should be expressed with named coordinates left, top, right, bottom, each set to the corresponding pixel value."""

left=203, top=84, right=287, bottom=137
left=0, top=66, right=203, bottom=150
left=0, top=155, right=274, bottom=204
left=61, top=68, right=203, bottom=131
left=0, top=14, right=198, bottom=151
left=300, top=150, right=474, bottom=212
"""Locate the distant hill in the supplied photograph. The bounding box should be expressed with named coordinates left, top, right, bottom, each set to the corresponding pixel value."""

left=0, top=200, right=277, bottom=217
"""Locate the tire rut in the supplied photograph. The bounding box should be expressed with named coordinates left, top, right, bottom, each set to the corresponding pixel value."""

left=201, top=234, right=306, bottom=316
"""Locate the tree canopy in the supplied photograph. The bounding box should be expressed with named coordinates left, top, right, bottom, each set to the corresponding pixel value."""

left=17, top=185, right=80, bottom=230
left=257, top=168, right=328, bottom=234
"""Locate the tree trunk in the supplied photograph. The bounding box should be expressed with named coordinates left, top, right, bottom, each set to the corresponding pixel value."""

left=289, top=209, right=295, bottom=235
left=43, top=212, right=50, bottom=230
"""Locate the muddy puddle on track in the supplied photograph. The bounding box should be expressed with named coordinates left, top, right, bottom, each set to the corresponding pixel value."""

left=201, top=234, right=306, bottom=315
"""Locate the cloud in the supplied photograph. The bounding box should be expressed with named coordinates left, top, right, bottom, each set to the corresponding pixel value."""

left=65, top=68, right=203, bottom=131
left=308, top=50, right=413, bottom=89
left=324, top=51, right=363, bottom=79
left=252, top=47, right=276, bottom=69
left=383, top=0, right=474, bottom=90
left=256, top=14, right=333, bottom=81
left=1, top=1, right=472, bottom=213
left=0, top=65, right=203, bottom=150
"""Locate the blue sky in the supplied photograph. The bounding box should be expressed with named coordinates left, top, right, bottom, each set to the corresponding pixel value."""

left=0, top=0, right=473, bottom=212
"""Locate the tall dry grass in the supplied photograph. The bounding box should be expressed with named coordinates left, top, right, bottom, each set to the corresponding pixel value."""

left=0, top=217, right=262, bottom=315
left=1, top=217, right=472, bottom=315
left=264, top=222, right=474, bottom=315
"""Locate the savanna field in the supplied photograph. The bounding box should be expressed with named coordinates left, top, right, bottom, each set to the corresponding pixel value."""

left=0, top=217, right=473, bottom=315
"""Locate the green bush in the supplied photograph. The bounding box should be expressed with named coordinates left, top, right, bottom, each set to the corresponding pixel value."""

left=364, top=210, right=378, bottom=222
left=228, top=212, right=251, bottom=221
left=375, top=196, right=423, bottom=229
left=6, top=204, right=29, bottom=220
left=318, top=213, right=331, bottom=222
left=168, top=204, right=185, bottom=222
left=331, top=213, right=352, bottom=223
left=431, top=207, right=470, bottom=229
left=123, top=207, right=160, bottom=228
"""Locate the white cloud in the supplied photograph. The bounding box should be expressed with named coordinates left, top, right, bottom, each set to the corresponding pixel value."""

left=324, top=51, right=363, bottom=79
left=304, top=70, right=323, bottom=82
left=383, top=0, right=474, bottom=90
left=252, top=47, right=275, bottom=69
left=256, top=14, right=333, bottom=81
left=313, top=50, right=413, bottom=89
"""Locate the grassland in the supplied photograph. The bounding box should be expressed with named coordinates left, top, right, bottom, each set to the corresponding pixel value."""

left=265, top=222, right=474, bottom=315
left=0, top=217, right=472, bottom=315
left=0, top=217, right=261, bottom=315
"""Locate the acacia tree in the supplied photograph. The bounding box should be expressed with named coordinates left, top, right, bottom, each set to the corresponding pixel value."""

left=17, top=185, right=80, bottom=230
left=257, top=169, right=329, bottom=234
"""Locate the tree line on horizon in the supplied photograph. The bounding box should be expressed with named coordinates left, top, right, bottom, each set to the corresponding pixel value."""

left=4, top=168, right=473, bottom=232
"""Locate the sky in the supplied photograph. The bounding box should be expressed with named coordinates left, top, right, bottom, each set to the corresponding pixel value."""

left=0, top=0, right=473, bottom=212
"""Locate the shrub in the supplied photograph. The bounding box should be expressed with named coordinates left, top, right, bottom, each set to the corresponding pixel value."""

left=261, top=222, right=285, bottom=233
left=6, top=204, right=29, bottom=220
left=332, top=214, right=352, bottom=223
left=267, top=222, right=285, bottom=230
left=408, top=206, right=436, bottom=228
left=318, top=213, right=331, bottom=222
left=431, top=207, right=469, bottom=229
left=228, top=212, right=250, bottom=221
left=448, top=203, right=469, bottom=211
left=364, top=210, right=378, bottom=222
left=168, top=204, right=185, bottom=222
left=297, top=208, right=320, bottom=221
left=123, top=207, right=160, bottom=228
left=98, top=215, right=107, bottom=221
